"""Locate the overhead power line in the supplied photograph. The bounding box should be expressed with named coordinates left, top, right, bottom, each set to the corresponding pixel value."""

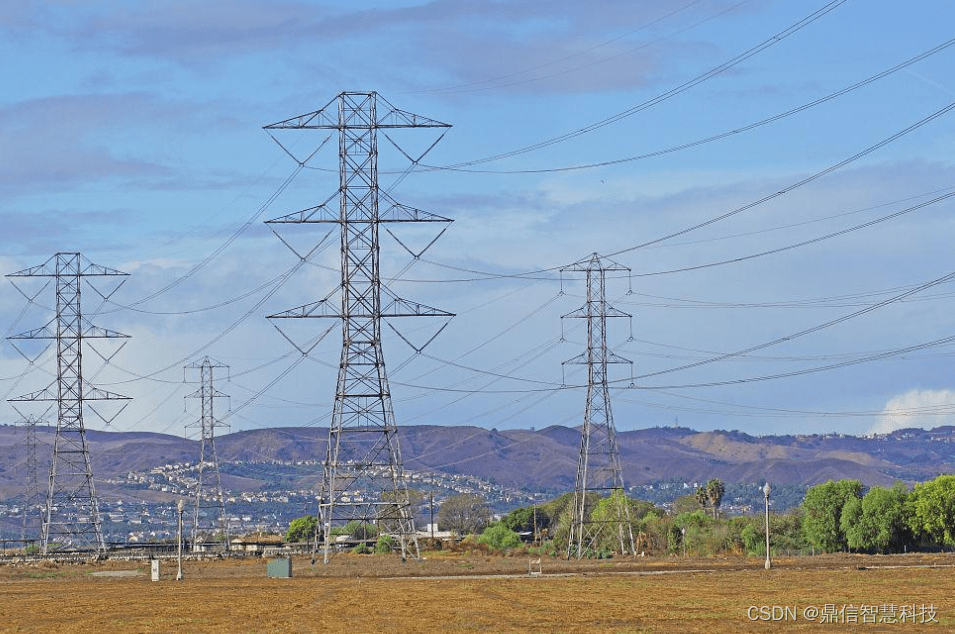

left=438, top=0, right=850, bottom=168
left=425, top=35, right=955, bottom=174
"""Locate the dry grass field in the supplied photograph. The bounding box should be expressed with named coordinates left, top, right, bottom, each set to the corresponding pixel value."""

left=0, top=552, right=952, bottom=633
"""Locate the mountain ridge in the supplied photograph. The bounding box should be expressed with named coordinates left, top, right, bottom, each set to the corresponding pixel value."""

left=1, top=423, right=953, bottom=497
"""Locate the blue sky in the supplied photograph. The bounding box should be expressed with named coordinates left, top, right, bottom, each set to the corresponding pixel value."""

left=1, top=0, right=954, bottom=439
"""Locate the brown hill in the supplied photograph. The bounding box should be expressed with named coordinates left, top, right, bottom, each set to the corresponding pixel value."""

left=1, top=423, right=953, bottom=497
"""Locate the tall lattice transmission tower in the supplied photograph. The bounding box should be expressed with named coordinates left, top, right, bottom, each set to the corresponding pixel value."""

left=185, top=357, right=229, bottom=552
left=265, top=91, right=452, bottom=563
left=16, top=415, right=44, bottom=544
left=562, top=253, right=635, bottom=558
left=6, top=253, right=131, bottom=554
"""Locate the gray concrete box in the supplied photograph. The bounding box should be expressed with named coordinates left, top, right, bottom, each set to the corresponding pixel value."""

left=266, top=558, right=292, bottom=578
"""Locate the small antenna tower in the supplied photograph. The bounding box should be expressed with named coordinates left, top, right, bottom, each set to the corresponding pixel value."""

left=561, top=252, right=635, bottom=558
left=184, top=357, right=229, bottom=552
left=265, top=91, right=453, bottom=563
left=6, top=253, right=131, bottom=554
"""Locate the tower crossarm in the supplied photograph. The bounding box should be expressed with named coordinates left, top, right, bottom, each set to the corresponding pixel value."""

left=267, top=201, right=340, bottom=224
left=563, top=350, right=632, bottom=366
left=562, top=305, right=631, bottom=320
left=561, top=252, right=630, bottom=274
left=268, top=298, right=341, bottom=320
left=264, top=92, right=451, bottom=130
left=9, top=319, right=129, bottom=340
left=379, top=198, right=452, bottom=223
left=267, top=197, right=453, bottom=225
left=6, top=253, right=129, bottom=278
left=382, top=291, right=453, bottom=318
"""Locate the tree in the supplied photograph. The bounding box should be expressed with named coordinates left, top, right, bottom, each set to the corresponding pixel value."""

left=739, top=510, right=809, bottom=557
left=477, top=522, right=522, bottom=551
left=674, top=510, right=714, bottom=556
left=589, top=489, right=642, bottom=555
left=706, top=479, right=726, bottom=519
left=438, top=493, right=491, bottom=536
left=842, top=483, right=911, bottom=553
left=908, top=475, right=955, bottom=547
left=801, top=479, right=863, bottom=553
left=502, top=506, right=536, bottom=533
left=673, top=493, right=702, bottom=515
left=330, top=520, right=378, bottom=540
left=286, top=515, right=318, bottom=543
left=378, top=488, right=426, bottom=533
left=694, top=487, right=709, bottom=513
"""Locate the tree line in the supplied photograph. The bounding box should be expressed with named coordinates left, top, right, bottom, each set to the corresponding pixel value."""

left=285, top=474, right=955, bottom=558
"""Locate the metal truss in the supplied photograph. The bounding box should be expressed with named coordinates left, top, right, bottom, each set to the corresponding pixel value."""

left=17, top=415, right=44, bottom=543
left=185, top=357, right=229, bottom=552
left=7, top=253, right=130, bottom=554
left=265, top=92, right=452, bottom=563
left=562, top=253, right=635, bottom=558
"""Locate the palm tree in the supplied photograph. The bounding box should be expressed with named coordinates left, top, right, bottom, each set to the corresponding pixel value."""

left=695, top=486, right=709, bottom=514
left=706, top=479, right=726, bottom=519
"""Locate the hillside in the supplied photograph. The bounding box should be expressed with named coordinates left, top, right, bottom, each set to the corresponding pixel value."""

left=1, top=423, right=953, bottom=499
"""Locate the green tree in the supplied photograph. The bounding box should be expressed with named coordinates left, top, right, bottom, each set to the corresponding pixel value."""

left=801, top=479, right=863, bottom=553
left=286, top=515, right=318, bottom=543
left=673, top=510, right=714, bottom=556
left=502, top=506, right=544, bottom=534
left=589, top=490, right=643, bottom=555
left=330, top=520, right=378, bottom=540
left=908, top=475, right=955, bottom=547
left=706, top=479, right=726, bottom=519
left=694, top=487, right=709, bottom=513
left=438, top=493, right=491, bottom=536
left=739, top=510, right=809, bottom=557
left=839, top=495, right=866, bottom=550
left=548, top=491, right=596, bottom=552
left=673, top=493, right=702, bottom=515
left=841, top=483, right=910, bottom=553
left=477, top=522, right=522, bottom=551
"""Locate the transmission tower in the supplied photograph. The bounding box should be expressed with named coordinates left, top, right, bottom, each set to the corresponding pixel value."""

left=6, top=253, right=131, bottom=554
left=17, top=415, right=44, bottom=544
left=185, top=357, right=229, bottom=552
left=265, top=91, right=452, bottom=563
left=562, top=252, right=635, bottom=558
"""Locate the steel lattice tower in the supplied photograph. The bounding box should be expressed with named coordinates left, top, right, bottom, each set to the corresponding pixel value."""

left=17, top=415, right=43, bottom=543
left=562, top=253, right=635, bottom=558
left=265, top=91, right=452, bottom=563
left=6, top=253, right=130, bottom=554
left=185, top=357, right=229, bottom=552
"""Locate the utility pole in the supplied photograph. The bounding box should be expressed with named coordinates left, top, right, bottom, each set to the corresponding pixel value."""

left=176, top=499, right=185, bottom=580
left=763, top=482, right=772, bottom=570
left=7, top=253, right=131, bottom=555
left=562, top=253, right=635, bottom=558
left=184, top=357, right=229, bottom=552
left=265, top=92, right=453, bottom=563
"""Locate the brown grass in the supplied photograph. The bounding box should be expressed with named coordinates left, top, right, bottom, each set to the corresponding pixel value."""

left=0, top=552, right=951, bottom=632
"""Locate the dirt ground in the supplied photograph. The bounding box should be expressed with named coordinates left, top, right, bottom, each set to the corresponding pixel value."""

left=0, top=551, right=953, bottom=633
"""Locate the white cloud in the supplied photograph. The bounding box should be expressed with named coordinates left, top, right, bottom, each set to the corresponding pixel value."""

left=870, top=389, right=955, bottom=436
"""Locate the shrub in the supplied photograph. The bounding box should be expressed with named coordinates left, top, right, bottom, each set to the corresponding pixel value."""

left=477, top=522, right=522, bottom=551
left=374, top=534, right=396, bottom=554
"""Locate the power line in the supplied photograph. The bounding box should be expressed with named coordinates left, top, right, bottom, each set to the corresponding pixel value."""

left=417, top=0, right=753, bottom=96
left=423, top=35, right=955, bottom=174
left=631, top=189, right=955, bottom=277
left=439, top=0, right=850, bottom=168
